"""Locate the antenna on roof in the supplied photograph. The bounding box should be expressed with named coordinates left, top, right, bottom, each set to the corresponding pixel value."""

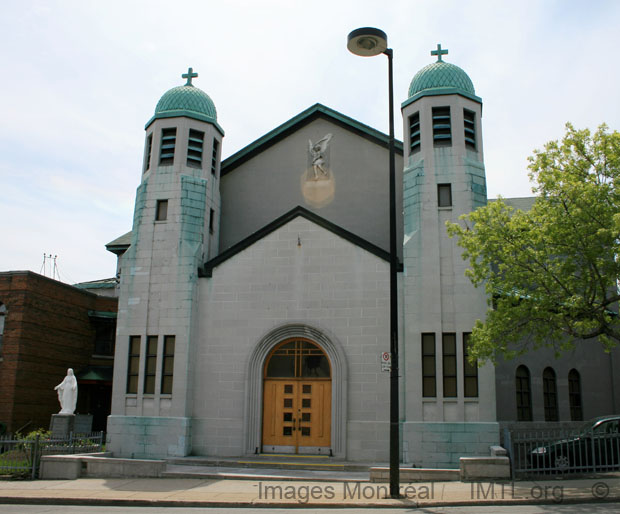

left=40, top=253, right=61, bottom=281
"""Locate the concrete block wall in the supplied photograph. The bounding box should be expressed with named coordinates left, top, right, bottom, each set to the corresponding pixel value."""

left=107, top=415, right=191, bottom=458
left=403, top=422, right=500, bottom=468
left=192, top=215, right=391, bottom=461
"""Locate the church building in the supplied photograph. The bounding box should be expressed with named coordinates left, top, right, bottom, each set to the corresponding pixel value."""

left=105, top=48, right=618, bottom=467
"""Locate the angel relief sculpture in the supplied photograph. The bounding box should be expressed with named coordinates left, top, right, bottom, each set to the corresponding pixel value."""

left=301, top=133, right=335, bottom=208
left=308, top=134, right=332, bottom=180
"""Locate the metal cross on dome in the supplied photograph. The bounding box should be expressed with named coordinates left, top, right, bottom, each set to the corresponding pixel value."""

left=182, top=67, right=198, bottom=86
left=431, top=44, right=448, bottom=62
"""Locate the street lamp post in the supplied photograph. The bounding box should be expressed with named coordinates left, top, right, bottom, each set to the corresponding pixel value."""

left=347, top=27, right=400, bottom=498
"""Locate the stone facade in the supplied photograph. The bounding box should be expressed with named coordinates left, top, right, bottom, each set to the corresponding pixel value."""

left=105, top=56, right=617, bottom=466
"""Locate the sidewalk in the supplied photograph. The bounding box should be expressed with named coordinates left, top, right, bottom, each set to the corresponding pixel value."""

left=0, top=475, right=618, bottom=508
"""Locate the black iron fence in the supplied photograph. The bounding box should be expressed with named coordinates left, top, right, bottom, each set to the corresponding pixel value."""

left=0, top=431, right=104, bottom=479
left=505, top=427, right=620, bottom=478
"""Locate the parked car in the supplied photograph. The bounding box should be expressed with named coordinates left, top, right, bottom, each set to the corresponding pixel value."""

left=529, top=415, right=620, bottom=472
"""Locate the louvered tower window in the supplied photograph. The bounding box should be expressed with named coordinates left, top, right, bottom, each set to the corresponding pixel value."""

left=464, top=109, right=476, bottom=150
left=211, top=139, right=219, bottom=176
left=432, top=106, right=451, bottom=146
left=144, top=134, right=152, bottom=172
left=187, top=129, right=204, bottom=168
left=409, top=112, right=421, bottom=154
left=159, top=128, right=177, bottom=165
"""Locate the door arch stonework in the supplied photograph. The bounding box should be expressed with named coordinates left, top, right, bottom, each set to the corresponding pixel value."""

left=244, top=324, right=348, bottom=457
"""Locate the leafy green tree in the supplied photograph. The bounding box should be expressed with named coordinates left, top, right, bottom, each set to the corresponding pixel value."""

left=447, top=124, right=620, bottom=362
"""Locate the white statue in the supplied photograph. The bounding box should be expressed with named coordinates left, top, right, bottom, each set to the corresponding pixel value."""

left=308, top=134, right=333, bottom=179
left=54, top=368, right=78, bottom=415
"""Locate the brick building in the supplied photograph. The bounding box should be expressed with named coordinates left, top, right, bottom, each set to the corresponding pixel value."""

left=0, top=271, right=117, bottom=433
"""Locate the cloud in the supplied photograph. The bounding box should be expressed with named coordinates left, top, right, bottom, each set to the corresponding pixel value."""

left=1, top=0, right=619, bottom=282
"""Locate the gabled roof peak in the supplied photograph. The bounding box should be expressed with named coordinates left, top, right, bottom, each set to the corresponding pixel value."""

left=222, top=103, right=403, bottom=175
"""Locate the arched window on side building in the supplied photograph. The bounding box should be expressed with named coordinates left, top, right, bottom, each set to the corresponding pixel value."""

left=568, top=369, right=583, bottom=421
left=515, top=365, right=532, bottom=421
left=543, top=367, right=559, bottom=421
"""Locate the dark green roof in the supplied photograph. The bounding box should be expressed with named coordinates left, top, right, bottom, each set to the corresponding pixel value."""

left=74, top=278, right=117, bottom=290
left=76, top=366, right=113, bottom=382
left=404, top=60, right=481, bottom=107
left=105, top=231, right=132, bottom=255
left=409, top=60, right=474, bottom=96
left=145, top=85, right=224, bottom=134
left=200, top=206, right=394, bottom=277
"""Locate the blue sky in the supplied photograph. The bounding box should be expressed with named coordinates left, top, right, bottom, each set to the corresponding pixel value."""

left=1, top=0, right=619, bottom=283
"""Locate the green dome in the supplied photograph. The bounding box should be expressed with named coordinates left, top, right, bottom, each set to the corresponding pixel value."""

left=154, top=85, right=217, bottom=121
left=408, top=60, right=475, bottom=98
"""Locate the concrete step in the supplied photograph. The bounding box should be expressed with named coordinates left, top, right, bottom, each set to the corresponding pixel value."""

left=162, top=463, right=369, bottom=482
left=166, top=454, right=372, bottom=472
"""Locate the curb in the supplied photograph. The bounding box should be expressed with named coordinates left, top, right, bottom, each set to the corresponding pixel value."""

left=1, top=496, right=619, bottom=509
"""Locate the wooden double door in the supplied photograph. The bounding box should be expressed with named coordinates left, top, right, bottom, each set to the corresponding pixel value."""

left=261, top=339, right=331, bottom=454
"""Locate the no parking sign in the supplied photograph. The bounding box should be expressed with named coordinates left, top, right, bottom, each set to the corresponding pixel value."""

left=381, top=351, right=391, bottom=372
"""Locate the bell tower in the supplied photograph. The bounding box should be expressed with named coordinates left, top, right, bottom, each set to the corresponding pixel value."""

left=400, top=46, right=498, bottom=466
left=108, top=68, right=224, bottom=458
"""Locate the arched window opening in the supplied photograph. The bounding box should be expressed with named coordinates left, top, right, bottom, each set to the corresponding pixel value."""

left=515, top=365, right=532, bottom=421
left=568, top=369, right=583, bottom=421
left=264, top=339, right=331, bottom=378
left=543, top=367, right=558, bottom=421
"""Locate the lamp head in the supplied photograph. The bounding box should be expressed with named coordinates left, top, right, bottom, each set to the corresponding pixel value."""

left=347, top=27, right=388, bottom=57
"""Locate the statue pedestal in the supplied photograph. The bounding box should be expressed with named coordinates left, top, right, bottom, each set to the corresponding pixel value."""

left=50, top=414, right=75, bottom=437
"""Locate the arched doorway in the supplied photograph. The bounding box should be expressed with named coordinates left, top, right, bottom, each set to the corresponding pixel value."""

left=262, top=338, right=331, bottom=454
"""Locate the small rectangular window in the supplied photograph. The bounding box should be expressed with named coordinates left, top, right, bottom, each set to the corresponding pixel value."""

left=209, top=208, right=215, bottom=234
left=156, top=199, right=168, bottom=221
left=144, top=134, right=153, bottom=172
left=159, top=128, right=176, bottom=165
left=187, top=129, right=204, bottom=168
left=438, top=184, right=452, bottom=207
left=144, top=335, right=157, bottom=394
left=432, top=106, right=451, bottom=146
left=442, top=333, right=457, bottom=397
left=463, top=333, right=478, bottom=397
left=161, top=335, right=175, bottom=394
left=93, top=319, right=115, bottom=356
left=211, top=139, right=219, bottom=176
left=127, top=336, right=141, bottom=394
left=409, top=112, right=420, bottom=154
left=422, top=333, right=436, bottom=397
left=464, top=109, right=476, bottom=150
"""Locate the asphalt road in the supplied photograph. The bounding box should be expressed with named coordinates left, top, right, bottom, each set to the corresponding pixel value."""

left=1, top=503, right=620, bottom=513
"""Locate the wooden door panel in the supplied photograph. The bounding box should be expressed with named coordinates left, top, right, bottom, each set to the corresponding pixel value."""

left=262, top=381, right=298, bottom=447
left=297, top=380, right=331, bottom=448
